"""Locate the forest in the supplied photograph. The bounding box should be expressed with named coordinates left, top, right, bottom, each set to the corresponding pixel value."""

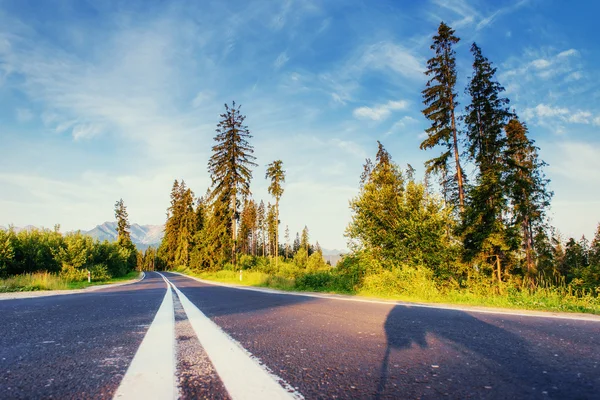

left=1, top=22, right=599, bottom=312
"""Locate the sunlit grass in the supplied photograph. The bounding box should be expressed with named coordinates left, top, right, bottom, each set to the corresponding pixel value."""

left=178, top=266, right=600, bottom=315
left=0, top=271, right=141, bottom=292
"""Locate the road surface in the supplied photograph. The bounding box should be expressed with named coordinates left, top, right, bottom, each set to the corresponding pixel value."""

left=1, top=271, right=598, bottom=399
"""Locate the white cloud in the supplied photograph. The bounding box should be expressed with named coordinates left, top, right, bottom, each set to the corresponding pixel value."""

left=274, top=51, right=290, bottom=69
left=523, top=104, right=568, bottom=119
left=566, top=111, right=592, bottom=124
left=353, top=100, right=408, bottom=121
left=557, top=49, right=579, bottom=58
left=523, top=104, right=599, bottom=129
left=72, top=123, right=104, bottom=140
left=359, top=42, right=423, bottom=79
left=531, top=59, right=551, bottom=69
left=594, top=116, right=600, bottom=126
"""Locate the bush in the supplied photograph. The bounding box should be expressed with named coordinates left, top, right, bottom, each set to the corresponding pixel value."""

left=59, top=264, right=88, bottom=282
left=360, top=266, right=439, bottom=300
left=89, top=264, right=111, bottom=281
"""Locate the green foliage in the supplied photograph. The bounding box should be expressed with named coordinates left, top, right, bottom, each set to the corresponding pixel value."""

left=346, top=143, right=458, bottom=276
left=0, top=227, right=135, bottom=282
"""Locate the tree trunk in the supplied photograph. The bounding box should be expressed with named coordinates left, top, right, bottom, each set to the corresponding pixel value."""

left=449, top=101, right=465, bottom=213
left=275, top=200, right=279, bottom=268
left=231, top=193, right=236, bottom=268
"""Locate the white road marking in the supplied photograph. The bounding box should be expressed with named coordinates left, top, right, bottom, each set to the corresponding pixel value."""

left=169, top=272, right=600, bottom=322
left=113, top=278, right=177, bottom=400
left=158, top=273, right=303, bottom=400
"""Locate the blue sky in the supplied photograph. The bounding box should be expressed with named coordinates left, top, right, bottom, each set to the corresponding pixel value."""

left=1, top=0, right=599, bottom=249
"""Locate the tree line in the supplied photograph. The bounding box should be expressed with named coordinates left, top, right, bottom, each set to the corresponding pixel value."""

left=149, top=102, right=328, bottom=276
left=0, top=200, right=137, bottom=280
left=345, top=21, right=598, bottom=291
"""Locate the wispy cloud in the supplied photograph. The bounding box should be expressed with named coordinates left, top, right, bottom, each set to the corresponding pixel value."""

left=353, top=100, right=408, bottom=121
left=274, top=51, right=290, bottom=70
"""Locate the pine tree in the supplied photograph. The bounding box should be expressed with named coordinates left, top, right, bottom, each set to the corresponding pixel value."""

left=267, top=203, right=277, bottom=256
left=293, top=232, right=301, bottom=254
left=238, top=199, right=257, bottom=255
left=284, top=225, right=290, bottom=259
left=461, top=43, right=513, bottom=279
left=505, top=118, right=552, bottom=277
left=301, top=226, right=310, bottom=254
left=208, top=102, right=257, bottom=267
left=421, top=22, right=465, bottom=211
left=257, top=200, right=266, bottom=257
left=266, top=160, right=285, bottom=264
left=346, top=142, right=456, bottom=272
left=590, top=224, right=600, bottom=267
left=174, top=184, right=195, bottom=268
left=114, top=198, right=136, bottom=271
left=114, top=198, right=132, bottom=246
left=161, top=180, right=182, bottom=268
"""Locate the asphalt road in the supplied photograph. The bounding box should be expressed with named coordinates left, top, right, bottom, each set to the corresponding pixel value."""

left=1, top=271, right=599, bottom=399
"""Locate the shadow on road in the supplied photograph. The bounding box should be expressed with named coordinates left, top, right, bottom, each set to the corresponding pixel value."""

left=376, top=305, right=586, bottom=399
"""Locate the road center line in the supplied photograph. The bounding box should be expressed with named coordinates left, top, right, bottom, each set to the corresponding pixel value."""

left=158, top=273, right=303, bottom=400
left=113, top=277, right=177, bottom=400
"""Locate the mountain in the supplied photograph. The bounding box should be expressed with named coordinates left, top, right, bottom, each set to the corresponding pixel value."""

left=82, top=222, right=164, bottom=250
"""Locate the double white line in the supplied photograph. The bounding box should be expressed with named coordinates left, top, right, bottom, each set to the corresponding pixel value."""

left=114, top=273, right=303, bottom=400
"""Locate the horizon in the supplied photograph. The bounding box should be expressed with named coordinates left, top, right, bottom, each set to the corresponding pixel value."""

left=1, top=0, right=600, bottom=249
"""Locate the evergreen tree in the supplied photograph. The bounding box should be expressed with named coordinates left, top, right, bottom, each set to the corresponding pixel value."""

left=114, top=198, right=136, bottom=271
left=208, top=102, right=257, bottom=267
left=114, top=198, right=132, bottom=246
left=461, top=43, right=513, bottom=279
left=293, top=232, right=301, bottom=254
left=590, top=224, right=600, bottom=267
left=161, top=180, right=182, bottom=268
left=238, top=199, right=257, bottom=255
left=266, top=160, right=285, bottom=264
left=174, top=184, right=195, bottom=267
left=301, top=226, right=310, bottom=254
left=505, top=117, right=552, bottom=277
left=421, top=22, right=465, bottom=211
left=257, top=200, right=266, bottom=256
left=346, top=142, right=457, bottom=273
left=284, top=225, right=290, bottom=259
left=267, top=203, right=277, bottom=256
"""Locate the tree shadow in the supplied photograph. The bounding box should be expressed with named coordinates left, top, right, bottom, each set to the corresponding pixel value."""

left=377, top=305, right=595, bottom=399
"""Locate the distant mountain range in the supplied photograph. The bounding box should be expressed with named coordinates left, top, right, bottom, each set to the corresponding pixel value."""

left=0, top=222, right=164, bottom=251
left=83, top=222, right=164, bottom=250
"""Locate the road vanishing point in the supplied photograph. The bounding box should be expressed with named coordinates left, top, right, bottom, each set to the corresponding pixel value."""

left=1, top=272, right=599, bottom=399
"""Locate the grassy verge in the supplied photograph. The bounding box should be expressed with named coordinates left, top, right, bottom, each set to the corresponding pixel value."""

left=173, top=266, right=600, bottom=315
left=0, top=271, right=141, bottom=293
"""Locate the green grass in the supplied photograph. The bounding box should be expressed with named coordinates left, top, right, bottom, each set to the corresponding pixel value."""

left=0, top=271, right=141, bottom=293
left=174, top=266, right=600, bottom=315
left=65, top=271, right=141, bottom=289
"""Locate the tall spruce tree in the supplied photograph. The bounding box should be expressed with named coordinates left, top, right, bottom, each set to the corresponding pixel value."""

left=421, top=22, right=465, bottom=211
left=284, top=225, right=290, bottom=259
left=257, top=200, right=266, bottom=256
left=462, top=43, right=513, bottom=278
left=266, top=160, right=285, bottom=264
left=208, top=102, right=257, bottom=267
left=114, top=198, right=132, bottom=246
left=114, top=198, right=136, bottom=271
left=505, top=117, right=552, bottom=277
